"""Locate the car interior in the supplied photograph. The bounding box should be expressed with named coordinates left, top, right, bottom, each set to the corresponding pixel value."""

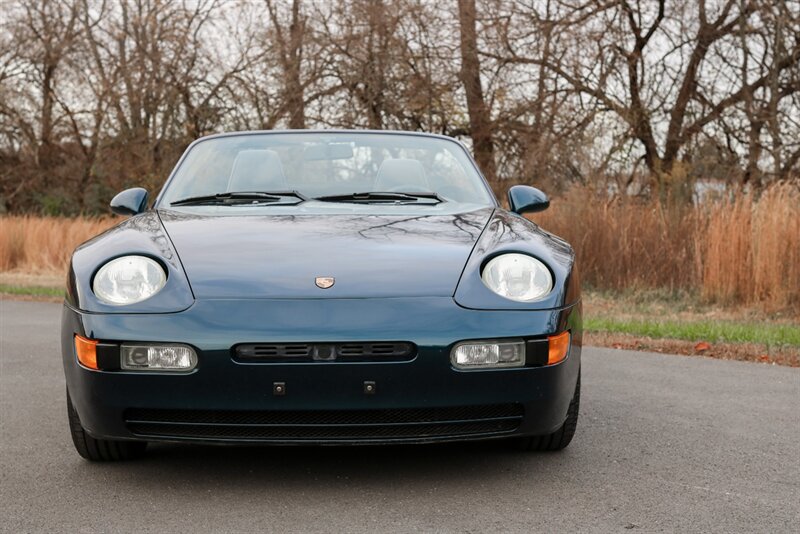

left=163, top=135, right=493, bottom=205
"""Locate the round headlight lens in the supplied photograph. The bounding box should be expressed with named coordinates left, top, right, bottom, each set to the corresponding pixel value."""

left=93, top=256, right=167, bottom=305
left=481, top=253, right=553, bottom=302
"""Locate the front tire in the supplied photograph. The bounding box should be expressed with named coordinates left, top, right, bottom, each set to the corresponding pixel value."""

left=67, top=389, right=147, bottom=461
left=518, top=371, right=580, bottom=451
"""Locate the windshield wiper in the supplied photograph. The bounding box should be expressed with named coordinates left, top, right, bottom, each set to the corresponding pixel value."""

left=314, top=192, right=443, bottom=204
left=170, top=191, right=307, bottom=206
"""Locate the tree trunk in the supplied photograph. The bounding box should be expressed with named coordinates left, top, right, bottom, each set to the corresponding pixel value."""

left=457, top=0, right=496, bottom=183
left=286, top=0, right=306, bottom=129
left=364, top=0, right=385, bottom=129
left=38, top=62, right=56, bottom=169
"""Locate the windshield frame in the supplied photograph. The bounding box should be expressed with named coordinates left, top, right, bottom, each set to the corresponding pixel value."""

left=153, top=130, right=499, bottom=209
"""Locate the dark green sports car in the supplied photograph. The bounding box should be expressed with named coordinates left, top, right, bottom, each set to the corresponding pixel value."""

left=62, top=130, right=581, bottom=461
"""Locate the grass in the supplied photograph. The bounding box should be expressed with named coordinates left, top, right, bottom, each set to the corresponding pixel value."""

left=585, top=316, right=800, bottom=347
left=583, top=288, right=800, bottom=351
left=0, top=215, right=117, bottom=273
left=0, top=284, right=63, bottom=298
left=531, top=182, right=800, bottom=313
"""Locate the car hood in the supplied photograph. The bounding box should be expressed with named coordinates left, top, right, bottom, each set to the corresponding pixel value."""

left=158, top=207, right=494, bottom=299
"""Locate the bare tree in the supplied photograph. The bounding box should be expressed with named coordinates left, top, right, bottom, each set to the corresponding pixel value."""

left=265, top=0, right=307, bottom=128
left=318, top=0, right=463, bottom=134
left=80, top=0, right=231, bottom=193
left=493, top=0, right=800, bottom=195
left=322, top=0, right=398, bottom=129
left=0, top=0, right=86, bottom=211
left=457, top=0, right=497, bottom=182
left=477, top=0, right=601, bottom=191
left=0, top=0, right=797, bottom=214
left=732, top=0, right=800, bottom=185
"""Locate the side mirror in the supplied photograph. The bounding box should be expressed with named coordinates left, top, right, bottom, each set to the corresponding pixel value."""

left=110, top=187, right=149, bottom=216
left=507, top=185, right=549, bottom=214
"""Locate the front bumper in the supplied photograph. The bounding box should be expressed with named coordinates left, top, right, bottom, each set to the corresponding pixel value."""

left=61, top=297, right=582, bottom=445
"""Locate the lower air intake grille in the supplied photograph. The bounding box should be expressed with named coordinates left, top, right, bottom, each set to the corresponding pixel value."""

left=124, top=404, right=524, bottom=442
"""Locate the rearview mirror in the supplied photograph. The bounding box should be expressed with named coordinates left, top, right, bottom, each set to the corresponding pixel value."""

left=110, top=187, right=149, bottom=216
left=507, top=185, right=549, bottom=214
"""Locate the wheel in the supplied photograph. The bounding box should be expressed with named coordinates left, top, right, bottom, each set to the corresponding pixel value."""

left=517, top=371, right=580, bottom=451
left=67, top=389, right=147, bottom=461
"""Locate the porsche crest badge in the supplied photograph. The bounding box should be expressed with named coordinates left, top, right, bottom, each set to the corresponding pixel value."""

left=315, top=276, right=335, bottom=289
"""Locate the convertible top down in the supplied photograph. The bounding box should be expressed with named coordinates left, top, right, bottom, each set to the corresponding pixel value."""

left=61, top=130, right=581, bottom=460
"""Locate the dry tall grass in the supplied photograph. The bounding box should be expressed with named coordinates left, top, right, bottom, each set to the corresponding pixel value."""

left=1, top=184, right=798, bottom=312
left=701, top=184, right=800, bottom=308
left=0, top=216, right=117, bottom=274
left=532, top=182, right=800, bottom=312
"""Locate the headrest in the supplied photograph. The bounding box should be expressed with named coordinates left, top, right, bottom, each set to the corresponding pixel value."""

left=374, top=159, right=430, bottom=192
left=227, top=149, right=288, bottom=192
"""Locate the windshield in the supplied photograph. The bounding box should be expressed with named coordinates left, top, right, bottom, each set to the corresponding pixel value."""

left=157, top=132, right=495, bottom=207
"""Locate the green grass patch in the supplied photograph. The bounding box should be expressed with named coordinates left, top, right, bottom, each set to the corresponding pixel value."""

left=0, top=284, right=63, bottom=298
left=585, top=316, right=800, bottom=347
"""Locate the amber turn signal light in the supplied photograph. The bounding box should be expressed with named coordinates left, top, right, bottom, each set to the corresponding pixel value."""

left=75, top=334, right=99, bottom=370
left=547, top=331, right=571, bottom=365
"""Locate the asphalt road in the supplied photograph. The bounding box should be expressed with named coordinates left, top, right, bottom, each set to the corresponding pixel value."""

left=1, top=299, right=798, bottom=533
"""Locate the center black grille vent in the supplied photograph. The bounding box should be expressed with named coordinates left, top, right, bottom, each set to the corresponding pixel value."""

left=234, top=342, right=416, bottom=363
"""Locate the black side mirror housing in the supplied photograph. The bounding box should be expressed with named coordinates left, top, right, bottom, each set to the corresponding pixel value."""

left=110, top=187, right=149, bottom=216
left=507, top=185, right=549, bottom=214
